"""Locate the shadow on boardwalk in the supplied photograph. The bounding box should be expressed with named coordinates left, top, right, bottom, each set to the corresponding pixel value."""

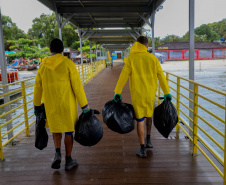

left=0, top=61, right=223, bottom=185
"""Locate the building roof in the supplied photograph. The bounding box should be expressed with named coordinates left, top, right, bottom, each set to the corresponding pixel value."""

left=157, top=41, right=226, bottom=50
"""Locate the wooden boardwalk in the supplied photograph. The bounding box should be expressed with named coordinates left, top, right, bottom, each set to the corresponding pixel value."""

left=0, top=61, right=223, bottom=185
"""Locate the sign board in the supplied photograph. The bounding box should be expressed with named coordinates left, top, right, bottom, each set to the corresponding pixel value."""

left=158, top=47, right=168, bottom=50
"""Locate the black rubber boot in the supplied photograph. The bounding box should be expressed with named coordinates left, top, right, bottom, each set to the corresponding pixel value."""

left=136, top=146, right=147, bottom=158
left=51, top=152, right=61, bottom=169
left=65, top=156, right=78, bottom=171
left=145, top=136, right=153, bottom=148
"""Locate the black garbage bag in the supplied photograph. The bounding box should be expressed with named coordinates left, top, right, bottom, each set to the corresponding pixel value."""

left=102, top=96, right=135, bottom=134
left=74, top=109, right=103, bottom=146
left=35, top=103, right=48, bottom=150
left=153, top=99, right=178, bottom=138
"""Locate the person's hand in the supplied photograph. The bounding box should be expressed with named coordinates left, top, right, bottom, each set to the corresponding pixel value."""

left=164, top=94, right=172, bottom=101
left=114, top=94, right=122, bottom=102
left=82, top=108, right=91, bottom=113
left=34, top=106, right=42, bottom=116
left=82, top=105, right=91, bottom=113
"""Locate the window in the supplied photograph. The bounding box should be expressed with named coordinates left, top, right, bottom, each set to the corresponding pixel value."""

left=199, top=50, right=212, bottom=58
left=214, top=49, right=226, bottom=58
left=170, top=51, right=183, bottom=60
left=157, top=51, right=168, bottom=59
left=184, top=50, right=197, bottom=59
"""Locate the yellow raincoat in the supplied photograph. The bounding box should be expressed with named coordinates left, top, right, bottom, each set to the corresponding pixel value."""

left=114, top=42, right=170, bottom=119
left=33, top=54, right=88, bottom=133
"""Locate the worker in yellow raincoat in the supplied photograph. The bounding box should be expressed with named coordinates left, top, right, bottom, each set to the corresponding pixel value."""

left=114, top=36, right=172, bottom=158
left=33, top=38, right=90, bottom=170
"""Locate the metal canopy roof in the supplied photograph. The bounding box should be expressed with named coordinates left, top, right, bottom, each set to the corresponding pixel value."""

left=37, top=0, right=165, bottom=53
left=103, top=44, right=130, bottom=50
left=81, top=29, right=140, bottom=46
left=38, top=0, right=165, bottom=29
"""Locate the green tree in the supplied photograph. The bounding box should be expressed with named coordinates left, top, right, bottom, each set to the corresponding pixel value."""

left=28, top=13, right=79, bottom=48
left=77, top=40, right=99, bottom=58
left=55, top=23, right=79, bottom=48
left=194, top=24, right=220, bottom=41
left=208, top=19, right=226, bottom=39
left=182, top=32, right=208, bottom=41
left=148, top=37, right=164, bottom=47
left=161, top=34, right=182, bottom=42
left=1, top=14, right=26, bottom=49
left=28, top=13, right=57, bottom=47
left=7, top=38, right=50, bottom=60
left=219, top=19, right=226, bottom=38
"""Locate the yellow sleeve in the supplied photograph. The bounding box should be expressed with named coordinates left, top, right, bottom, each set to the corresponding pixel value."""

left=68, top=61, right=88, bottom=107
left=114, top=58, right=132, bottom=94
left=156, top=59, right=170, bottom=95
left=33, top=69, right=42, bottom=106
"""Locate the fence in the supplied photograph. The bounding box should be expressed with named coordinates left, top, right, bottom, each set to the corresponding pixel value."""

left=157, top=71, right=226, bottom=184
left=0, top=60, right=105, bottom=160
left=156, top=48, right=226, bottom=61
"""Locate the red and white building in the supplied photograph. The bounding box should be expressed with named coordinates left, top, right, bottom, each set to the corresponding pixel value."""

left=156, top=41, right=226, bottom=61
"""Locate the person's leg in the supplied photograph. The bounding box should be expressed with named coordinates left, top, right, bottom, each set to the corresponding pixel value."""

left=51, top=133, right=62, bottom=169
left=64, top=132, right=78, bottom=170
left=64, top=134, right=73, bottom=157
left=53, top=133, right=62, bottom=149
left=137, top=120, right=145, bottom=145
left=146, top=117, right=152, bottom=135
left=136, top=119, right=147, bottom=158
left=145, top=117, right=153, bottom=148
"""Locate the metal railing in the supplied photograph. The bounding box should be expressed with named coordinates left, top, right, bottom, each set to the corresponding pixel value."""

left=76, top=60, right=105, bottom=85
left=0, top=60, right=105, bottom=160
left=157, top=71, right=226, bottom=184
left=0, top=77, right=36, bottom=160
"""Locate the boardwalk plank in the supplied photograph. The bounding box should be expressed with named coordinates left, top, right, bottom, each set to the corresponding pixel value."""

left=0, top=61, right=223, bottom=185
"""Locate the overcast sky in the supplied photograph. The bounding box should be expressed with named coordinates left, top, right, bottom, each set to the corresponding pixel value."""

left=0, top=0, right=226, bottom=38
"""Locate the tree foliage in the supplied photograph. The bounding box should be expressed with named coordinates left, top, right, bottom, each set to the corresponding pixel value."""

left=77, top=41, right=101, bottom=58
left=1, top=14, right=26, bottom=49
left=194, top=24, right=220, bottom=41
left=28, top=13, right=79, bottom=48
left=208, top=18, right=226, bottom=39
left=148, top=18, right=226, bottom=47
left=28, top=13, right=57, bottom=47
left=7, top=38, right=50, bottom=60
left=148, top=37, right=163, bottom=47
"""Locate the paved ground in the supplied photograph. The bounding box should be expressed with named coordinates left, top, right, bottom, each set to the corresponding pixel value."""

left=0, top=61, right=223, bottom=185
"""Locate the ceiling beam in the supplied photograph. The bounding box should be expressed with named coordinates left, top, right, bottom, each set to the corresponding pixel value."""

left=128, top=31, right=137, bottom=40
left=137, top=13, right=152, bottom=28
left=89, top=38, right=132, bottom=41
left=89, top=33, right=138, bottom=37
left=96, top=41, right=132, bottom=44
left=78, top=24, right=139, bottom=28
left=104, top=45, right=129, bottom=47
left=57, top=6, right=153, bottom=13
left=82, top=32, right=95, bottom=44
left=62, top=13, right=76, bottom=28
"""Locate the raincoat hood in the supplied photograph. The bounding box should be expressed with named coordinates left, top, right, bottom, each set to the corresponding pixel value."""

left=130, top=42, right=148, bottom=54
left=43, top=54, right=66, bottom=70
